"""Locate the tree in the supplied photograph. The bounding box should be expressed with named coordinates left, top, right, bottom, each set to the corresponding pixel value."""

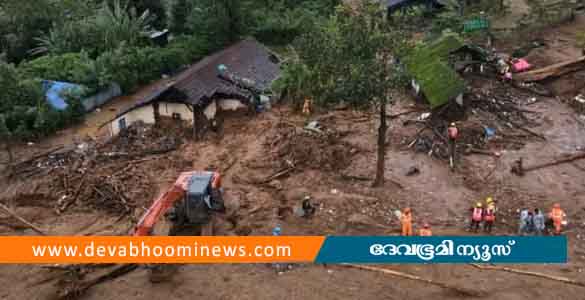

left=0, top=114, right=13, bottom=164
left=132, top=0, right=167, bottom=29
left=32, top=0, right=154, bottom=57
left=188, top=0, right=246, bottom=49
left=282, top=3, right=410, bottom=186
left=170, top=0, right=190, bottom=34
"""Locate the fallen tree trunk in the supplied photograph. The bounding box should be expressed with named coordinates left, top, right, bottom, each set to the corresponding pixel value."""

left=470, top=264, right=585, bottom=287
left=514, top=56, right=585, bottom=82
left=0, top=203, right=47, bottom=235
left=57, top=264, right=138, bottom=300
left=341, top=264, right=484, bottom=297
left=513, top=152, right=585, bottom=175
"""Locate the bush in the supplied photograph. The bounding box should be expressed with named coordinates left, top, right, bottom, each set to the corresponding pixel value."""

left=96, top=36, right=211, bottom=92
left=19, top=52, right=99, bottom=91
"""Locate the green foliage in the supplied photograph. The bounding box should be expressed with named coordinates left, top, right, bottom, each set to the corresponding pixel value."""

left=282, top=3, right=410, bottom=108
left=19, top=52, right=99, bottom=90
left=170, top=0, right=191, bottom=34
left=188, top=0, right=245, bottom=50
left=250, top=6, right=316, bottom=45
left=131, top=0, right=167, bottom=29
left=95, top=38, right=209, bottom=92
left=32, top=0, right=154, bottom=57
left=0, top=0, right=60, bottom=63
left=0, top=62, right=21, bottom=112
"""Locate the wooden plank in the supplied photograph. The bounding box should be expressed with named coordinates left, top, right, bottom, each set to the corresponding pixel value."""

left=514, top=56, right=585, bottom=82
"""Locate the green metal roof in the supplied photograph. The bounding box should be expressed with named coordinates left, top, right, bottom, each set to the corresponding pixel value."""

left=405, top=34, right=466, bottom=108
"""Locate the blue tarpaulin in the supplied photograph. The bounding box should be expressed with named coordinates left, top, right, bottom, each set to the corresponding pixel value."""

left=42, top=80, right=84, bottom=111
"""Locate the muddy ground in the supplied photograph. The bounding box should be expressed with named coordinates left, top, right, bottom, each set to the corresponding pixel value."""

left=1, top=14, right=585, bottom=300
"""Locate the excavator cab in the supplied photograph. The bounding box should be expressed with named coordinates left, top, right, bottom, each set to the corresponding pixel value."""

left=184, top=173, right=225, bottom=223
left=167, top=172, right=225, bottom=235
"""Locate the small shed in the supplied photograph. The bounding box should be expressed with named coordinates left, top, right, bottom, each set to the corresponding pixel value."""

left=405, top=33, right=466, bottom=108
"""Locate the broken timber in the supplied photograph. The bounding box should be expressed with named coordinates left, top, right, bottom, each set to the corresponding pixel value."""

left=512, top=152, right=585, bottom=176
left=341, top=264, right=484, bottom=297
left=0, top=203, right=47, bottom=235
left=514, top=56, right=585, bottom=82
left=470, top=264, right=585, bottom=288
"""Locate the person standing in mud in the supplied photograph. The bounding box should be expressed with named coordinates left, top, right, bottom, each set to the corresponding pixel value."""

left=533, top=208, right=545, bottom=235
left=470, top=202, right=483, bottom=233
left=447, top=122, right=459, bottom=169
left=483, top=201, right=496, bottom=234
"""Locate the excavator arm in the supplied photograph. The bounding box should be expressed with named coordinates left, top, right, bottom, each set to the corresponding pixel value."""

left=133, top=172, right=194, bottom=236
left=132, top=171, right=222, bottom=236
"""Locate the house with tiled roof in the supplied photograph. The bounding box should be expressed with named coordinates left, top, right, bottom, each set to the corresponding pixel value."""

left=103, top=38, right=280, bottom=137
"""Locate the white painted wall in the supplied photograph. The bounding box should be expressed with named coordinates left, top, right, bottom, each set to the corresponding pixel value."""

left=160, top=103, right=193, bottom=121
left=109, top=105, right=155, bottom=136
left=108, top=99, right=248, bottom=136
left=204, top=99, right=247, bottom=120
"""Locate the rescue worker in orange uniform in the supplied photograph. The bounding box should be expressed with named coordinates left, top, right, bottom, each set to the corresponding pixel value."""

left=470, top=202, right=483, bottom=233
left=483, top=197, right=496, bottom=233
left=419, top=223, right=432, bottom=236
left=548, top=203, right=566, bottom=235
left=401, top=207, right=413, bottom=236
left=302, top=98, right=312, bottom=115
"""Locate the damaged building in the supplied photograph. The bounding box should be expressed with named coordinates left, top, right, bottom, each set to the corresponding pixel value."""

left=103, top=38, right=281, bottom=137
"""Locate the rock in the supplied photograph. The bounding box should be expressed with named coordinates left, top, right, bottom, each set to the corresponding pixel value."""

left=267, top=180, right=283, bottom=190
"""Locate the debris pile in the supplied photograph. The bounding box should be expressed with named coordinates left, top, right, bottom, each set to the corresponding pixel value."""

left=8, top=123, right=190, bottom=216
left=405, top=80, right=542, bottom=162
left=267, top=121, right=356, bottom=172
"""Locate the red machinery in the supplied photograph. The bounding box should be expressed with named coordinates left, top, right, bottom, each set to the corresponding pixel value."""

left=133, top=171, right=224, bottom=236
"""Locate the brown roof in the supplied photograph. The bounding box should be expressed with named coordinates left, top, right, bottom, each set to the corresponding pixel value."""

left=171, top=38, right=280, bottom=106
left=109, top=39, right=280, bottom=122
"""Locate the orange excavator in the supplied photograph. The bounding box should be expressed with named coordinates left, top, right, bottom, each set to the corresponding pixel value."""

left=133, top=171, right=225, bottom=237
left=133, top=171, right=225, bottom=282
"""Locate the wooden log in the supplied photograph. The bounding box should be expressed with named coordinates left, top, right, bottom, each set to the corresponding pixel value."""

left=514, top=56, right=585, bottom=82
left=470, top=264, right=585, bottom=287
left=0, top=203, right=47, bottom=235
left=515, top=152, right=585, bottom=175
left=341, top=264, right=484, bottom=297
left=11, top=145, right=64, bottom=167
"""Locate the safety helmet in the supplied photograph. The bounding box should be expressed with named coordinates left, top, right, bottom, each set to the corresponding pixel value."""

left=553, top=203, right=560, bottom=209
left=486, top=197, right=493, bottom=204
left=423, top=223, right=430, bottom=229
left=450, top=122, right=456, bottom=127
left=304, top=195, right=311, bottom=201
left=476, top=202, right=483, bottom=208
left=273, top=226, right=281, bottom=235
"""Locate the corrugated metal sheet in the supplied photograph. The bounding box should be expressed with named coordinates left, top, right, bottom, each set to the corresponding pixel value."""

left=81, top=83, right=122, bottom=112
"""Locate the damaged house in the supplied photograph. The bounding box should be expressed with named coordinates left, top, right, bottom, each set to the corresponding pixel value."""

left=405, top=33, right=470, bottom=108
left=103, top=38, right=280, bottom=137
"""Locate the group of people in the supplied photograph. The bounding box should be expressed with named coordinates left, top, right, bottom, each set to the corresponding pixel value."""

left=400, top=207, right=433, bottom=236
left=469, top=197, right=497, bottom=233
left=519, top=203, right=566, bottom=235
left=468, top=197, right=567, bottom=235
left=398, top=197, right=567, bottom=236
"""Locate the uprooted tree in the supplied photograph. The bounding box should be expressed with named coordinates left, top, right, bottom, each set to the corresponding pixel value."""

left=276, top=3, right=410, bottom=186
